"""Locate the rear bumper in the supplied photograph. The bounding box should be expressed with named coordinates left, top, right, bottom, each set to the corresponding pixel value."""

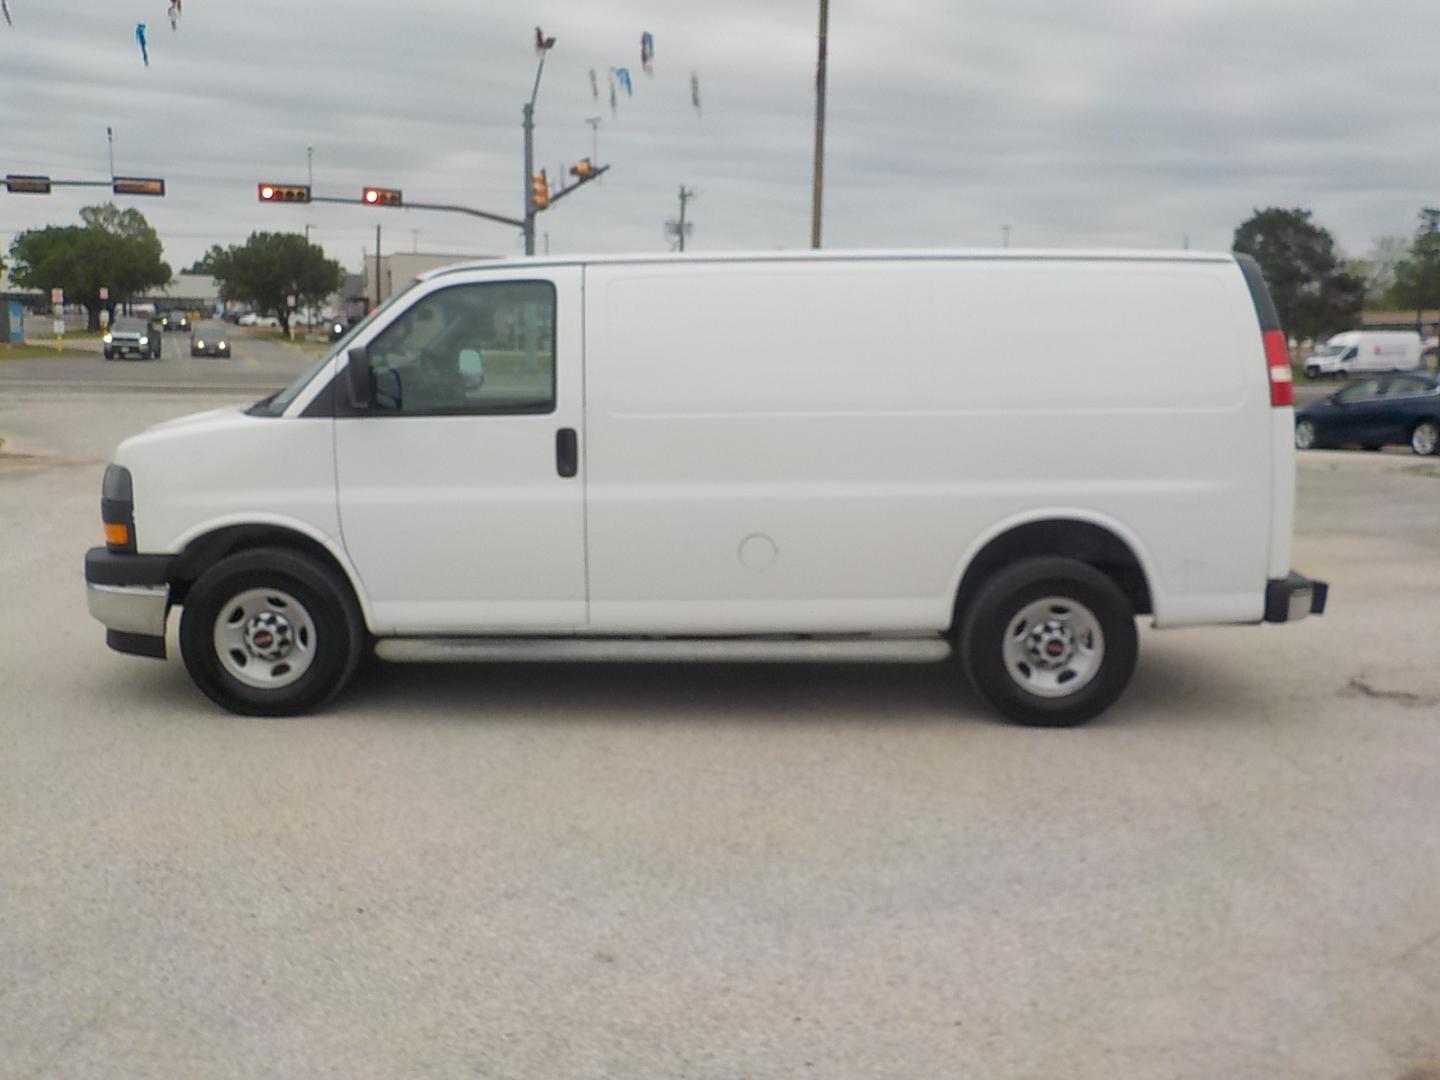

left=84, top=548, right=174, bottom=658
left=1264, top=571, right=1329, bottom=624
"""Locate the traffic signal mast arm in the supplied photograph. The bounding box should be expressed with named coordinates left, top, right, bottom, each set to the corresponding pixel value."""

left=544, top=163, right=610, bottom=208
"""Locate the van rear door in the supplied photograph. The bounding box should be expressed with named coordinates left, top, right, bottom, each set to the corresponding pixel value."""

left=333, top=268, right=587, bottom=634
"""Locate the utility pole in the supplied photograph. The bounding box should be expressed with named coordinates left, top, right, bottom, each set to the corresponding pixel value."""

left=811, top=0, right=830, bottom=249
left=678, top=186, right=695, bottom=252
left=374, top=224, right=382, bottom=312
left=523, top=34, right=556, bottom=256
left=307, top=145, right=314, bottom=190
left=106, top=127, right=115, bottom=180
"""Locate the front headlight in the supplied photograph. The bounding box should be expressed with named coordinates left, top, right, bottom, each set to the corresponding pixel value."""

left=217, top=341, right=228, bottom=349
left=139, top=336, right=149, bottom=345
left=103, top=333, right=112, bottom=343
left=195, top=340, right=205, bottom=349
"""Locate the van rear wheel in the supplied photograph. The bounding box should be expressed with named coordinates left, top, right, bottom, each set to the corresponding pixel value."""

left=958, top=557, right=1138, bottom=727
left=179, top=547, right=364, bottom=716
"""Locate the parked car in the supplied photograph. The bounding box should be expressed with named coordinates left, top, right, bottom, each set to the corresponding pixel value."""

left=102, top=317, right=161, bottom=360
left=1304, top=330, right=1422, bottom=378
left=188, top=322, right=232, bottom=358
left=1294, top=372, right=1440, bottom=455
left=83, top=250, right=1327, bottom=726
left=238, top=312, right=281, bottom=328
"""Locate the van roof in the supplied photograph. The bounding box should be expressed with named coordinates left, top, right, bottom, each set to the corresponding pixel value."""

left=418, top=248, right=1237, bottom=282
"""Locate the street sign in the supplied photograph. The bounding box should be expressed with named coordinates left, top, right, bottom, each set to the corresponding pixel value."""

left=287, top=294, right=297, bottom=308
left=50, top=288, right=63, bottom=306
left=99, top=287, right=109, bottom=301
left=112, top=177, right=166, bottom=197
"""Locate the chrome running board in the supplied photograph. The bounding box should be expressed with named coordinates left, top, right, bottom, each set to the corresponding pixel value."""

left=375, top=635, right=952, bottom=665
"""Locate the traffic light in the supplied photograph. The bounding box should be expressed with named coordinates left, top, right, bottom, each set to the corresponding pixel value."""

left=5, top=174, right=52, bottom=194
left=363, top=187, right=403, bottom=207
left=569, top=159, right=596, bottom=180
left=112, top=177, right=165, bottom=197
left=530, top=170, right=550, bottom=211
left=258, top=183, right=311, bottom=203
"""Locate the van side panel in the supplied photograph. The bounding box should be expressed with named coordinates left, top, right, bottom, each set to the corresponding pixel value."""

left=582, top=257, right=1270, bottom=634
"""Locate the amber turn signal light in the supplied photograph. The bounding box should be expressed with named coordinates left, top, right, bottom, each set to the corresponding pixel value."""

left=104, top=522, right=131, bottom=547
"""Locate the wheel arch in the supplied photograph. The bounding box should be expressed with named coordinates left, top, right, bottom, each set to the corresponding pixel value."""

left=167, top=519, right=374, bottom=631
left=949, top=512, right=1157, bottom=631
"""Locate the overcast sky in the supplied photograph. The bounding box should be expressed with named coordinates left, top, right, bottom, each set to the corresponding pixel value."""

left=3, top=0, right=1439, bottom=273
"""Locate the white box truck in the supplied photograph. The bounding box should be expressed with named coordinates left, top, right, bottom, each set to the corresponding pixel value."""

left=1304, top=330, right=1422, bottom=378
left=84, top=251, right=1326, bottom=726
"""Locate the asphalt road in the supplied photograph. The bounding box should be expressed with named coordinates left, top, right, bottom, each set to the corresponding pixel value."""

left=2, top=373, right=1439, bottom=1079
left=0, top=325, right=324, bottom=396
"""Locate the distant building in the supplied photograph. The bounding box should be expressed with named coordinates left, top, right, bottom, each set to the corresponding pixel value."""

left=143, top=273, right=221, bottom=313
left=362, top=253, right=496, bottom=308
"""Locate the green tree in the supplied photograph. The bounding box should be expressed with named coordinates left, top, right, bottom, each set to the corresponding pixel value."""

left=1233, top=207, right=1363, bottom=341
left=186, top=244, right=228, bottom=275
left=6, top=203, right=172, bottom=329
left=208, top=232, right=343, bottom=335
left=1386, top=214, right=1440, bottom=327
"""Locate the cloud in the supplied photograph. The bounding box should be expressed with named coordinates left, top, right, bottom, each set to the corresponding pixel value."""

left=3, top=0, right=1440, bottom=269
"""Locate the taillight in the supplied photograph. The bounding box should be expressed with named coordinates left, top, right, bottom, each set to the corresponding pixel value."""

left=1263, top=329, right=1293, bottom=407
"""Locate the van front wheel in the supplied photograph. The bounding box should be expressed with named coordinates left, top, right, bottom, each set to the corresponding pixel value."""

left=179, top=547, right=364, bottom=716
left=958, top=557, right=1138, bottom=727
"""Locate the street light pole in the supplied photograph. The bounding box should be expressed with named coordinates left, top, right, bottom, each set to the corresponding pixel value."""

left=523, top=40, right=554, bottom=257
left=811, top=0, right=830, bottom=250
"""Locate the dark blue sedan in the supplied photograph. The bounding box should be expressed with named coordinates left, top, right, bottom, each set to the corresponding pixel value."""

left=1295, top=372, right=1440, bottom=455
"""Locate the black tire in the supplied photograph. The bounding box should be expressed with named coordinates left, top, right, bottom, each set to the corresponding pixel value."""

left=103, top=349, right=114, bottom=360
left=179, top=546, right=365, bottom=716
left=1362, top=444, right=1383, bottom=452
left=958, top=556, right=1138, bottom=727
left=1295, top=419, right=1318, bottom=451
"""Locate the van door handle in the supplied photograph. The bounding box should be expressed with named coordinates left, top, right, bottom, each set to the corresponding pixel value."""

left=556, top=428, right=579, bottom=478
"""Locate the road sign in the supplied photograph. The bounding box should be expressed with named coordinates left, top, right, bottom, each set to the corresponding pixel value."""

left=99, top=287, right=109, bottom=301
left=111, top=177, right=166, bottom=197
left=50, top=288, right=63, bottom=306
left=287, top=294, right=297, bottom=308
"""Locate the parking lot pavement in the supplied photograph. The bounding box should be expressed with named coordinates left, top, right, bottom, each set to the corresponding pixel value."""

left=2, top=395, right=1439, bottom=1080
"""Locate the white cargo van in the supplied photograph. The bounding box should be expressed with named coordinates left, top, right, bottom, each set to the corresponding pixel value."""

left=84, top=251, right=1327, bottom=726
left=1304, top=330, right=1422, bottom=378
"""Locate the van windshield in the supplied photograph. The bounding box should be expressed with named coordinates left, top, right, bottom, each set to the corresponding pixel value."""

left=1312, top=344, right=1346, bottom=358
left=246, top=279, right=421, bottom=417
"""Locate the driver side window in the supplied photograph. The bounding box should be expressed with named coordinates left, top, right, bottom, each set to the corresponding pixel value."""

left=366, top=281, right=556, bottom=416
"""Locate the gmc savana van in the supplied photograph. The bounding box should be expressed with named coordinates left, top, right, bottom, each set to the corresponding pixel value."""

left=85, top=251, right=1327, bottom=726
left=1304, top=330, right=1422, bottom=378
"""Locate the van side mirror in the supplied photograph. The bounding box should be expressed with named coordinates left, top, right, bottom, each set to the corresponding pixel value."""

left=346, top=347, right=372, bottom=410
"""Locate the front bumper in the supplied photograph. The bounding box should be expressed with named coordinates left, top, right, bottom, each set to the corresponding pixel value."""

left=1264, top=571, right=1329, bottom=624
left=84, top=548, right=174, bottom=658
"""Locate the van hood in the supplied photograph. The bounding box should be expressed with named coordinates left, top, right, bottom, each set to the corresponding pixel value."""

left=141, top=406, right=245, bottom=435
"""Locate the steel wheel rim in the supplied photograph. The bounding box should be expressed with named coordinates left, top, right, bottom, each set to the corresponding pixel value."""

left=212, top=587, right=318, bottom=690
left=1414, top=423, right=1438, bottom=456
left=1295, top=420, right=1315, bottom=450
left=1001, top=596, right=1105, bottom=699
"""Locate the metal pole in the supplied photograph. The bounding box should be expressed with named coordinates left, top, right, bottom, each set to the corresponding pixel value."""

left=375, top=224, right=382, bottom=312
left=523, top=48, right=550, bottom=258
left=307, top=145, right=314, bottom=190
left=107, top=127, right=115, bottom=180
left=677, top=186, right=696, bottom=253
left=810, top=0, right=830, bottom=250
left=523, top=101, right=535, bottom=255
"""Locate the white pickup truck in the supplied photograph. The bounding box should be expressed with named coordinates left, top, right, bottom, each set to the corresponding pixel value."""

left=85, top=250, right=1327, bottom=726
